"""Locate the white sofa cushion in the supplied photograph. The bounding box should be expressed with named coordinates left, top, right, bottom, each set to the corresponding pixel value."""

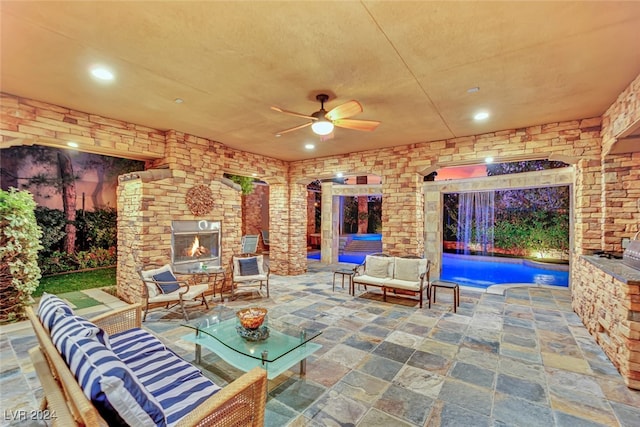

left=385, top=278, right=422, bottom=292
left=352, top=275, right=388, bottom=287
left=365, top=255, right=393, bottom=278
left=394, top=258, right=427, bottom=282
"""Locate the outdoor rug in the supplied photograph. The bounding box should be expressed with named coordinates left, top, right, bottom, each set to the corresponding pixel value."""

left=59, top=291, right=102, bottom=310
left=356, top=290, right=422, bottom=307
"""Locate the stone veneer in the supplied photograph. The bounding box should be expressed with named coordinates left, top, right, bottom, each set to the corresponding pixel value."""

left=1, top=73, right=639, bottom=387
left=242, top=183, right=269, bottom=253
left=572, top=256, right=640, bottom=389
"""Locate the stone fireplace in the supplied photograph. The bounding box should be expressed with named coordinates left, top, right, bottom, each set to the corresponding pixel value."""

left=116, top=169, right=242, bottom=305
left=171, top=220, right=221, bottom=273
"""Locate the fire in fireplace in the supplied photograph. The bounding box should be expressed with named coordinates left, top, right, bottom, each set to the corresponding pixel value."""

left=171, top=220, right=221, bottom=271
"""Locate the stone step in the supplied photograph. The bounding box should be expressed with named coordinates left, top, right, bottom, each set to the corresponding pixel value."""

left=344, top=240, right=382, bottom=253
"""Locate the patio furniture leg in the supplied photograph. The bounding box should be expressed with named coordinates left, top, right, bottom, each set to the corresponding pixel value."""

left=180, top=298, right=189, bottom=321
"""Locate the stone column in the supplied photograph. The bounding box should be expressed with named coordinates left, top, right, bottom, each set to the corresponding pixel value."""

left=424, top=185, right=441, bottom=277
left=321, top=182, right=339, bottom=263
left=381, top=171, right=424, bottom=257
left=268, top=183, right=289, bottom=275
left=357, top=196, right=368, bottom=234
left=288, top=182, right=308, bottom=275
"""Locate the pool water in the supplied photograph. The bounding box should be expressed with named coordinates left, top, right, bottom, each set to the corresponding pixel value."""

left=307, top=252, right=569, bottom=289
left=440, top=253, right=569, bottom=288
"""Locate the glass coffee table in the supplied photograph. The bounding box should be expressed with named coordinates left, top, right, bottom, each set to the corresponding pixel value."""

left=182, top=315, right=322, bottom=380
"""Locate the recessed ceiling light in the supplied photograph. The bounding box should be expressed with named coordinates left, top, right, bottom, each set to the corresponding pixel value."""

left=474, top=111, right=490, bottom=121
left=275, top=134, right=281, bottom=138
left=305, top=143, right=315, bottom=150
left=485, top=157, right=494, bottom=164
left=251, top=173, right=257, bottom=177
left=336, top=172, right=343, bottom=178
left=90, top=66, right=114, bottom=81
left=67, top=141, right=79, bottom=148
left=467, top=87, right=480, bottom=93
left=174, top=98, right=184, bottom=104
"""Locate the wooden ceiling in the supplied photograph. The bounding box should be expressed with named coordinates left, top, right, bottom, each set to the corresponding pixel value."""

left=2, top=1, right=639, bottom=161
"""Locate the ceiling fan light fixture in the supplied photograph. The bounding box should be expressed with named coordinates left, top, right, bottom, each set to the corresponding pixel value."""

left=311, top=119, right=334, bottom=135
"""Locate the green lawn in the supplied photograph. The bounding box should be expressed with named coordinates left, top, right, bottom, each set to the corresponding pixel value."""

left=34, top=267, right=116, bottom=297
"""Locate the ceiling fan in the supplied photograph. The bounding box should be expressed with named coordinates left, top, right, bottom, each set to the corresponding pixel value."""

left=271, top=94, right=380, bottom=137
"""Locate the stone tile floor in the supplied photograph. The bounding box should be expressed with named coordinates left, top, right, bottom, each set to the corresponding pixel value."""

left=1, top=262, right=640, bottom=426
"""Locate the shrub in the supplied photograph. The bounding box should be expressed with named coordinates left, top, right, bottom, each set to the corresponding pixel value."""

left=34, top=206, right=66, bottom=255
left=0, top=188, right=43, bottom=322
left=76, top=207, right=117, bottom=251
left=76, top=247, right=117, bottom=269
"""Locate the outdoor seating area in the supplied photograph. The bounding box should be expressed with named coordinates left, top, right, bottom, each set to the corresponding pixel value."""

left=5, top=264, right=640, bottom=426
left=26, top=294, right=267, bottom=426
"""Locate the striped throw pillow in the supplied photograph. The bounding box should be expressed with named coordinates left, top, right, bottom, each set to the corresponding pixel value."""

left=36, top=293, right=73, bottom=332
left=58, top=334, right=166, bottom=426
left=50, top=313, right=110, bottom=349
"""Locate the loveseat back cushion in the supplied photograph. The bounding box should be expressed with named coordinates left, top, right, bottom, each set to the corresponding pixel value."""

left=394, top=258, right=427, bottom=282
left=50, top=313, right=111, bottom=349
left=365, top=255, right=394, bottom=278
left=55, top=333, right=166, bottom=427
left=37, top=292, right=74, bottom=332
left=152, top=270, right=181, bottom=294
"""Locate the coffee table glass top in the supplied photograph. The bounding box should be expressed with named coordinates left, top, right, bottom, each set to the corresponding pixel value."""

left=184, top=316, right=321, bottom=362
left=182, top=313, right=322, bottom=379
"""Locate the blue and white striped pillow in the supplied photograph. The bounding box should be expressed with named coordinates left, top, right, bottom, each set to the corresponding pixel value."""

left=50, top=313, right=110, bottom=349
left=36, top=293, right=73, bottom=332
left=58, top=334, right=166, bottom=426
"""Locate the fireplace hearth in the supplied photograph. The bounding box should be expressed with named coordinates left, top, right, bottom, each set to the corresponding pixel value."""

left=171, top=220, right=221, bottom=272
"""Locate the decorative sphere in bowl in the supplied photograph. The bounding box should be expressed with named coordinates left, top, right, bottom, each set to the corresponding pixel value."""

left=236, top=307, right=267, bottom=330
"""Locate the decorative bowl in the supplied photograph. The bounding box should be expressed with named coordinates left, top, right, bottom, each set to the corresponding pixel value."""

left=236, top=307, right=268, bottom=330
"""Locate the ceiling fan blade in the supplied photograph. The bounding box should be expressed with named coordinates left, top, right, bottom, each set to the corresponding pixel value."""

left=326, top=100, right=363, bottom=121
left=271, top=106, right=317, bottom=120
left=333, top=119, right=380, bottom=132
left=275, top=122, right=312, bottom=136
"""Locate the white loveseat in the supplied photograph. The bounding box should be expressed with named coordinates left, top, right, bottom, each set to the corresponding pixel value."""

left=353, top=254, right=431, bottom=307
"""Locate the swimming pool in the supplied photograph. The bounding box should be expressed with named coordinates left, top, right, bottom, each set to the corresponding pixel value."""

left=440, top=253, right=569, bottom=288
left=307, top=252, right=569, bottom=289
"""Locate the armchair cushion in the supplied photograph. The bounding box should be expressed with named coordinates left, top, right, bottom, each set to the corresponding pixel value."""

left=238, top=257, right=260, bottom=276
left=152, top=270, right=181, bottom=294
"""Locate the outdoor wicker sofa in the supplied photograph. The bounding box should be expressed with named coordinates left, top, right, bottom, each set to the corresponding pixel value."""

left=26, top=294, right=267, bottom=426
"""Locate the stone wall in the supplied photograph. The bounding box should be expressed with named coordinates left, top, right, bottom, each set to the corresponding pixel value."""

left=570, top=73, right=640, bottom=390
left=0, top=93, right=165, bottom=160
left=290, top=118, right=603, bottom=261
left=242, top=183, right=269, bottom=253
left=572, top=257, right=640, bottom=389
